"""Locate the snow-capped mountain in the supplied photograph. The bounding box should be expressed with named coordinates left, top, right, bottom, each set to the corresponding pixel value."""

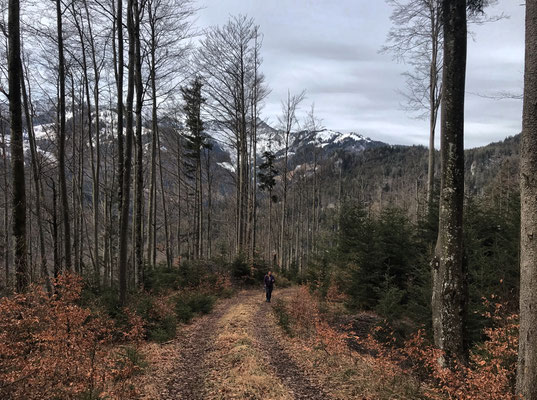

left=27, top=109, right=386, bottom=180
left=206, top=120, right=385, bottom=170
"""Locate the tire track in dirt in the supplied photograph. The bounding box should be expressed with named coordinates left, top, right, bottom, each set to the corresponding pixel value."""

left=160, top=293, right=245, bottom=400
left=252, top=293, right=331, bottom=400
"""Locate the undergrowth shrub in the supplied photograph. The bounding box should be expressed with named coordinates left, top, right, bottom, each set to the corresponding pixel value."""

left=231, top=255, right=254, bottom=284
left=273, top=299, right=292, bottom=336
left=0, top=274, right=145, bottom=400
left=174, top=292, right=216, bottom=323
left=131, top=293, right=177, bottom=343
left=276, top=286, right=518, bottom=399
left=356, top=298, right=519, bottom=399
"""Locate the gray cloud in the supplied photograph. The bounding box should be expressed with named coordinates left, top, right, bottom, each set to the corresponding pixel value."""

left=197, top=0, right=525, bottom=148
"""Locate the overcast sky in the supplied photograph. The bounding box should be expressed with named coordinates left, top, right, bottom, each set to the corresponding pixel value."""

left=196, top=1, right=524, bottom=149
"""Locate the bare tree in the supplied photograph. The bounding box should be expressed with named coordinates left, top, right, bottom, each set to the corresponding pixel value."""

left=133, top=0, right=145, bottom=285
left=305, top=103, right=323, bottom=254
left=56, top=0, right=71, bottom=271
left=8, top=0, right=27, bottom=292
left=21, top=64, right=51, bottom=293
left=384, top=0, right=503, bottom=210
left=383, top=0, right=442, bottom=209
left=197, top=15, right=261, bottom=255
left=144, top=0, right=194, bottom=268
left=118, top=0, right=136, bottom=305
left=277, top=90, right=305, bottom=271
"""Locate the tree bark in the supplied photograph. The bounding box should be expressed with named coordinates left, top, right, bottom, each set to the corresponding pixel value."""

left=8, top=0, right=28, bottom=292
left=56, top=0, right=71, bottom=271
left=0, top=115, right=9, bottom=286
left=517, top=1, right=537, bottom=397
left=431, top=0, right=467, bottom=367
left=115, top=0, right=125, bottom=273
left=134, top=0, right=144, bottom=285
left=118, top=0, right=136, bottom=305
left=157, top=129, right=172, bottom=268
left=21, top=68, right=51, bottom=294
left=146, top=7, right=158, bottom=268
left=84, top=0, right=102, bottom=281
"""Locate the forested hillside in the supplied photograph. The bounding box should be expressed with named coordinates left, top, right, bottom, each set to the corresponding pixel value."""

left=0, top=0, right=534, bottom=399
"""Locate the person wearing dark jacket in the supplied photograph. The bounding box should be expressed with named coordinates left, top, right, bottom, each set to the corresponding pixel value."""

left=264, top=271, right=275, bottom=302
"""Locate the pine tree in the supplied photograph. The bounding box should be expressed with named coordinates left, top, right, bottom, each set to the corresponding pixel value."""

left=258, top=150, right=278, bottom=266
left=181, top=76, right=209, bottom=259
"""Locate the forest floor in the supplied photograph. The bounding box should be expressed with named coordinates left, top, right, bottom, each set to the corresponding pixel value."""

left=133, top=287, right=423, bottom=400
left=134, top=288, right=331, bottom=400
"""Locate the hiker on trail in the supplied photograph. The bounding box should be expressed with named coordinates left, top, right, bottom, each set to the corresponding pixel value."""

left=264, top=271, right=275, bottom=302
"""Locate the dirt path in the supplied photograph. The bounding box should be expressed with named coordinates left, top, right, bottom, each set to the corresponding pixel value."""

left=252, top=294, right=331, bottom=400
left=139, top=289, right=332, bottom=400
left=140, top=293, right=241, bottom=400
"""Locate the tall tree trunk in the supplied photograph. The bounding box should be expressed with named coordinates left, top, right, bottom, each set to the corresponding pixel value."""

left=1, top=115, right=9, bottom=286
left=56, top=0, right=71, bottom=271
left=176, top=135, right=182, bottom=259
left=431, top=0, right=467, bottom=368
left=78, top=86, right=85, bottom=274
left=134, top=0, right=144, bottom=285
left=206, top=150, right=212, bottom=259
left=279, top=150, right=287, bottom=272
left=118, top=0, right=136, bottom=305
left=21, top=68, right=51, bottom=293
left=51, top=179, right=59, bottom=279
left=115, top=0, right=125, bottom=273
left=517, top=1, right=537, bottom=397
left=157, top=129, right=172, bottom=268
left=84, top=0, right=102, bottom=281
left=72, top=2, right=96, bottom=276
left=8, top=0, right=28, bottom=292
left=196, top=151, right=203, bottom=259
left=427, top=4, right=441, bottom=210
left=268, top=191, right=272, bottom=267
left=146, top=12, right=158, bottom=269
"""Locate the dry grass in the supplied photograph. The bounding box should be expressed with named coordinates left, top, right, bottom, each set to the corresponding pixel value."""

left=273, top=288, right=425, bottom=400
left=134, top=341, right=177, bottom=399
left=204, top=300, right=292, bottom=400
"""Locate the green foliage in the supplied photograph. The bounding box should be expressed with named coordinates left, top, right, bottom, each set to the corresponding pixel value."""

left=336, top=203, right=425, bottom=316
left=187, top=292, right=216, bottom=314
left=174, top=292, right=216, bottom=323
left=375, top=281, right=405, bottom=321
left=307, top=257, right=331, bottom=300
left=465, top=194, right=520, bottom=343
left=80, top=284, right=121, bottom=316
left=131, top=293, right=177, bottom=343
left=231, top=255, right=251, bottom=280
left=175, top=299, right=195, bottom=323
left=144, top=260, right=227, bottom=293
left=258, top=150, right=278, bottom=193
left=275, top=275, right=292, bottom=288
left=147, top=315, right=177, bottom=343
left=114, top=346, right=147, bottom=373
left=319, top=189, right=520, bottom=347
left=272, top=299, right=292, bottom=336
left=144, top=265, right=182, bottom=293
